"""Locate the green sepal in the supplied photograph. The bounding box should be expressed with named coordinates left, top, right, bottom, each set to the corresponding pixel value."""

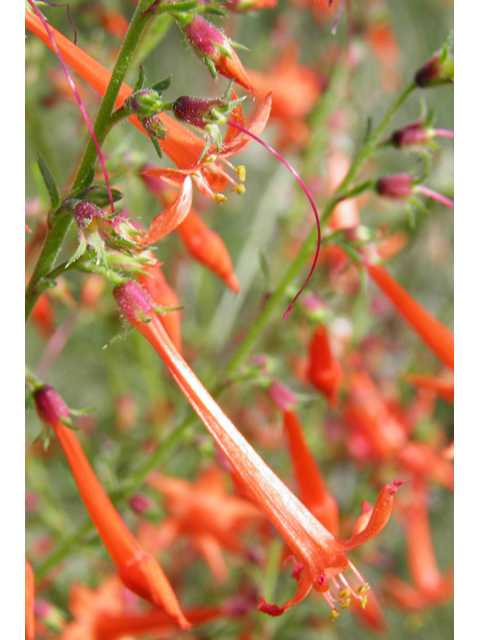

left=148, top=133, right=164, bottom=159
left=151, top=76, right=172, bottom=96
left=76, top=185, right=123, bottom=207
left=205, top=56, right=219, bottom=80
left=37, top=153, right=61, bottom=211
left=134, top=65, right=146, bottom=92
left=59, top=416, right=80, bottom=430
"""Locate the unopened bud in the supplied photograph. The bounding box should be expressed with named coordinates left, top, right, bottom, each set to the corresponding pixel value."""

left=125, top=89, right=164, bottom=117
left=376, top=174, right=415, bottom=200
left=34, top=384, right=70, bottom=426
left=173, top=95, right=224, bottom=130
left=268, top=381, right=298, bottom=412
left=415, top=47, right=454, bottom=88
left=129, top=493, right=153, bottom=514
left=391, top=120, right=432, bottom=148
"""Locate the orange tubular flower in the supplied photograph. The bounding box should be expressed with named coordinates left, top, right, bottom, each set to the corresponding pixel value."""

left=139, top=171, right=240, bottom=292
left=140, top=91, right=272, bottom=202
left=366, top=263, right=454, bottom=370
left=114, top=281, right=402, bottom=618
left=137, top=263, right=182, bottom=353
left=307, top=325, right=344, bottom=408
left=25, top=10, right=205, bottom=169
left=139, top=467, right=263, bottom=583
left=343, top=370, right=407, bottom=463
left=405, top=373, right=454, bottom=404
left=33, top=385, right=189, bottom=630
left=382, top=479, right=454, bottom=611
left=245, top=45, right=322, bottom=149
left=60, top=575, right=225, bottom=640
left=283, top=410, right=339, bottom=536
left=25, top=558, right=35, bottom=640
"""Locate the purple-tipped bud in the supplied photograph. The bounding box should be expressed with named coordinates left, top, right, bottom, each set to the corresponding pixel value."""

left=129, top=493, right=153, bottom=514
left=376, top=174, right=415, bottom=200
left=73, top=201, right=106, bottom=229
left=34, top=384, right=70, bottom=426
left=172, top=96, right=223, bottom=130
left=415, top=52, right=454, bottom=88
left=391, top=120, right=432, bottom=148
left=184, top=15, right=226, bottom=61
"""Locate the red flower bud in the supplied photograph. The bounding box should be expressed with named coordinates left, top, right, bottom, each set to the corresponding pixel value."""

left=376, top=174, right=415, bottom=200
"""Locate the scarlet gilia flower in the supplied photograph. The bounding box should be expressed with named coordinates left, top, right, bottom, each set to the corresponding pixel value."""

left=140, top=91, right=271, bottom=203
left=382, top=478, right=454, bottom=611
left=25, top=558, right=35, bottom=640
left=114, top=280, right=403, bottom=618
left=365, top=262, right=454, bottom=369
left=136, top=261, right=182, bottom=352
left=33, top=384, right=189, bottom=630
left=376, top=174, right=454, bottom=209
left=140, top=169, right=240, bottom=292
left=405, top=373, right=454, bottom=404
left=178, top=15, right=254, bottom=92
left=59, top=575, right=225, bottom=640
left=283, top=410, right=339, bottom=536
left=307, top=325, right=344, bottom=409
left=343, top=370, right=408, bottom=463
left=139, top=467, right=263, bottom=583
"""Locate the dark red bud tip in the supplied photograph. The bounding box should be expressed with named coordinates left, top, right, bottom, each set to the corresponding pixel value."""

left=74, top=200, right=105, bottom=228
left=184, top=15, right=225, bottom=59
left=113, top=281, right=154, bottom=323
left=258, top=597, right=285, bottom=617
left=34, top=384, right=70, bottom=426
left=129, top=494, right=153, bottom=514
left=415, top=53, right=454, bottom=88
left=376, top=174, right=415, bottom=199
left=172, top=96, right=222, bottom=129
left=386, top=480, right=406, bottom=496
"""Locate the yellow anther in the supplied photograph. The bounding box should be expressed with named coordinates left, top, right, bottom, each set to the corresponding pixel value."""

left=341, top=599, right=351, bottom=609
left=361, top=596, right=368, bottom=610
left=330, top=610, right=340, bottom=622
left=338, top=589, right=350, bottom=600
left=230, top=184, right=245, bottom=195
left=213, top=194, right=227, bottom=204
left=358, top=583, right=370, bottom=594
left=236, top=165, right=246, bottom=182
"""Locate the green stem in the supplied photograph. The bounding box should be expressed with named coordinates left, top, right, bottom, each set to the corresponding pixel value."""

left=25, top=0, right=154, bottom=322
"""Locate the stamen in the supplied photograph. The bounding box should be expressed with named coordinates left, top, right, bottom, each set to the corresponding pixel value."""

left=226, top=120, right=322, bottom=320
left=348, top=559, right=367, bottom=585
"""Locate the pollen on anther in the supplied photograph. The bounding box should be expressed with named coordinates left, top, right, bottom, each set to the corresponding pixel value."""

left=236, top=165, right=246, bottom=182
left=213, top=194, right=227, bottom=204
left=330, top=610, right=340, bottom=622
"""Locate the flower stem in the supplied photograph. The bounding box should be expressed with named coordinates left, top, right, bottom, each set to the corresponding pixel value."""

left=25, top=0, right=154, bottom=322
left=417, top=185, right=454, bottom=209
